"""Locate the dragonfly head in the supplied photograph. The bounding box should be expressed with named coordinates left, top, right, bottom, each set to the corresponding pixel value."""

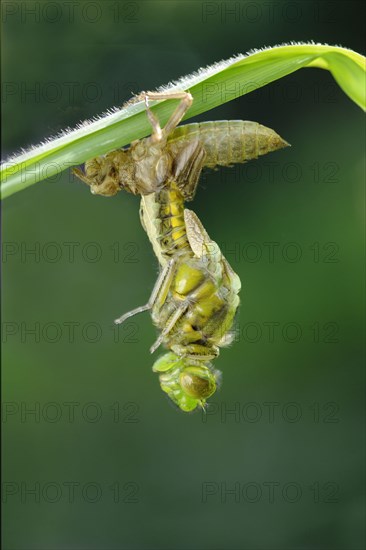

left=73, top=149, right=144, bottom=197
left=73, top=155, right=125, bottom=197
left=152, top=352, right=219, bottom=412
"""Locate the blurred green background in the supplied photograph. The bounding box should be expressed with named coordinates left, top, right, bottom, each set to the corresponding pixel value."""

left=2, top=1, right=365, bottom=549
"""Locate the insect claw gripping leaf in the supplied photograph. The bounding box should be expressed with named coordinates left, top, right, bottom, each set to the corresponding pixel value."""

left=74, top=92, right=289, bottom=412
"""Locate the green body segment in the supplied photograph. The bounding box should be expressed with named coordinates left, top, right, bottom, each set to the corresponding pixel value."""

left=140, top=182, right=192, bottom=266
left=153, top=257, right=240, bottom=357
left=140, top=177, right=241, bottom=411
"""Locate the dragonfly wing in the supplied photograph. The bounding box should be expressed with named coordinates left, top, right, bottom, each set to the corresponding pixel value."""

left=184, top=209, right=220, bottom=260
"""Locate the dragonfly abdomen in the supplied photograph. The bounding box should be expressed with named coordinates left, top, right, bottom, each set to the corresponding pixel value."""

left=140, top=181, right=192, bottom=265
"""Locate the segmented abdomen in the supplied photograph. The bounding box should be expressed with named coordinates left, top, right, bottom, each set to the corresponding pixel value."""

left=168, top=120, right=288, bottom=168
left=140, top=182, right=192, bottom=266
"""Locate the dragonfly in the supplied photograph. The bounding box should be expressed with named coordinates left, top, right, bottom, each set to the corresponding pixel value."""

left=74, top=91, right=289, bottom=411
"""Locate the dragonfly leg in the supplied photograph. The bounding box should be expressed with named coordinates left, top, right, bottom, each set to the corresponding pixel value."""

left=114, top=259, right=175, bottom=325
left=72, top=167, right=91, bottom=186
left=172, top=343, right=220, bottom=361
left=144, top=95, right=163, bottom=142
left=144, top=91, right=193, bottom=141
left=150, top=302, right=188, bottom=354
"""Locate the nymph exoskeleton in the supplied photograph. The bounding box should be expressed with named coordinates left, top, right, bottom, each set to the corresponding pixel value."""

left=74, top=91, right=289, bottom=411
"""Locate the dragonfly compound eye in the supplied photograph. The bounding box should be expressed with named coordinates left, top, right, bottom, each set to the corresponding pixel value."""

left=179, top=366, right=216, bottom=399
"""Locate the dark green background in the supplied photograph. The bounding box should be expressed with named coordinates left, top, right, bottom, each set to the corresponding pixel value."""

left=2, top=1, right=365, bottom=549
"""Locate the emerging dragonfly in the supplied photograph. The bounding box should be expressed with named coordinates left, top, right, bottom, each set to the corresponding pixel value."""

left=74, top=91, right=289, bottom=411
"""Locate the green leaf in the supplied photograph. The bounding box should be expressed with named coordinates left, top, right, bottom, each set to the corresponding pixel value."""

left=1, top=43, right=365, bottom=199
